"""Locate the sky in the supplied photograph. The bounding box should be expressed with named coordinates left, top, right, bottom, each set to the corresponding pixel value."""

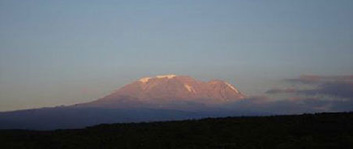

left=1, top=0, right=353, bottom=111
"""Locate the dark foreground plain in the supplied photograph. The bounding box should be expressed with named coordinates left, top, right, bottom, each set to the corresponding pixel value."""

left=0, top=112, right=352, bottom=149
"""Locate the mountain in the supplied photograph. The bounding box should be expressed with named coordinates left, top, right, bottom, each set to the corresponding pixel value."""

left=0, top=75, right=247, bottom=130
left=79, top=74, right=245, bottom=108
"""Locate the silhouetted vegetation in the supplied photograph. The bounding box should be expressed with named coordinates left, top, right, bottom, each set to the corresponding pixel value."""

left=1, top=112, right=352, bottom=148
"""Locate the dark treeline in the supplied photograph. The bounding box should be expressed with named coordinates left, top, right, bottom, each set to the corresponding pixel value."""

left=1, top=112, right=353, bottom=149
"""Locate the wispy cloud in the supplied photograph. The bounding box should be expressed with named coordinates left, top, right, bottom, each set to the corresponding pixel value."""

left=238, top=75, right=353, bottom=114
left=266, top=88, right=297, bottom=94
left=268, top=75, right=353, bottom=100
left=285, top=75, right=353, bottom=84
left=224, top=96, right=353, bottom=115
left=298, top=81, right=353, bottom=99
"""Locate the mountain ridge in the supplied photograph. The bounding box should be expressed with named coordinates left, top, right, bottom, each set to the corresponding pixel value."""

left=80, top=74, right=245, bottom=108
left=0, top=75, right=248, bottom=130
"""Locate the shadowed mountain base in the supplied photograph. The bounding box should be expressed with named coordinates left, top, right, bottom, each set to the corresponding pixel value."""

left=1, top=112, right=352, bottom=149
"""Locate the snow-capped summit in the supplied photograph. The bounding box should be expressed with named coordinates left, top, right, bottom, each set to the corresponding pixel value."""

left=139, top=74, right=177, bottom=83
left=82, top=75, right=245, bottom=108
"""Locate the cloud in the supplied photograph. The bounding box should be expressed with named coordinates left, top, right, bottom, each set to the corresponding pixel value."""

left=268, top=75, right=353, bottom=100
left=223, top=96, right=353, bottom=115
left=285, top=75, right=353, bottom=84
left=299, top=81, right=353, bottom=99
left=266, top=88, right=297, bottom=94
left=254, top=75, right=353, bottom=114
left=285, top=75, right=322, bottom=84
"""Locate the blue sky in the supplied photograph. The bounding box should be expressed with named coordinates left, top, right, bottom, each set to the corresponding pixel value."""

left=1, top=0, right=353, bottom=111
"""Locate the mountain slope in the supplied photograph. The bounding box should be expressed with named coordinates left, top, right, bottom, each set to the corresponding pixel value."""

left=81, top=75, right=245, bottom=108
left=0, top=75, right=247, bottom=130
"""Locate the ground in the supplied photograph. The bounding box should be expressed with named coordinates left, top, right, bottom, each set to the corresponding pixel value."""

left=0, top=112, right=352, bottom=149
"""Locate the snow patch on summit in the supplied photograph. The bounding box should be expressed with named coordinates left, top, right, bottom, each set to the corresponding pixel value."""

left=139, top=74, right=177, bottom=83
left=139, top=77, right=151, bottom=83
left=184, top=84, right=195, bottom=93
left=156, top=74, right=177, bottom=79
left=225, top=82, right=239, bottom=93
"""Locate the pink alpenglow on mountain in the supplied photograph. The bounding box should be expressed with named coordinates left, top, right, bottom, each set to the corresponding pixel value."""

left=82, top=75, right=245, bottom=108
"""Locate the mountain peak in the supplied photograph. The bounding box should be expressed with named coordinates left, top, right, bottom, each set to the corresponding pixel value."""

left=139, top=74, right=177, bottom=83
left=83, top=75, right=245, bottom=108
left=208, top=80, right=239, bottom=93
left=156, top=74, right=177, bottom=79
